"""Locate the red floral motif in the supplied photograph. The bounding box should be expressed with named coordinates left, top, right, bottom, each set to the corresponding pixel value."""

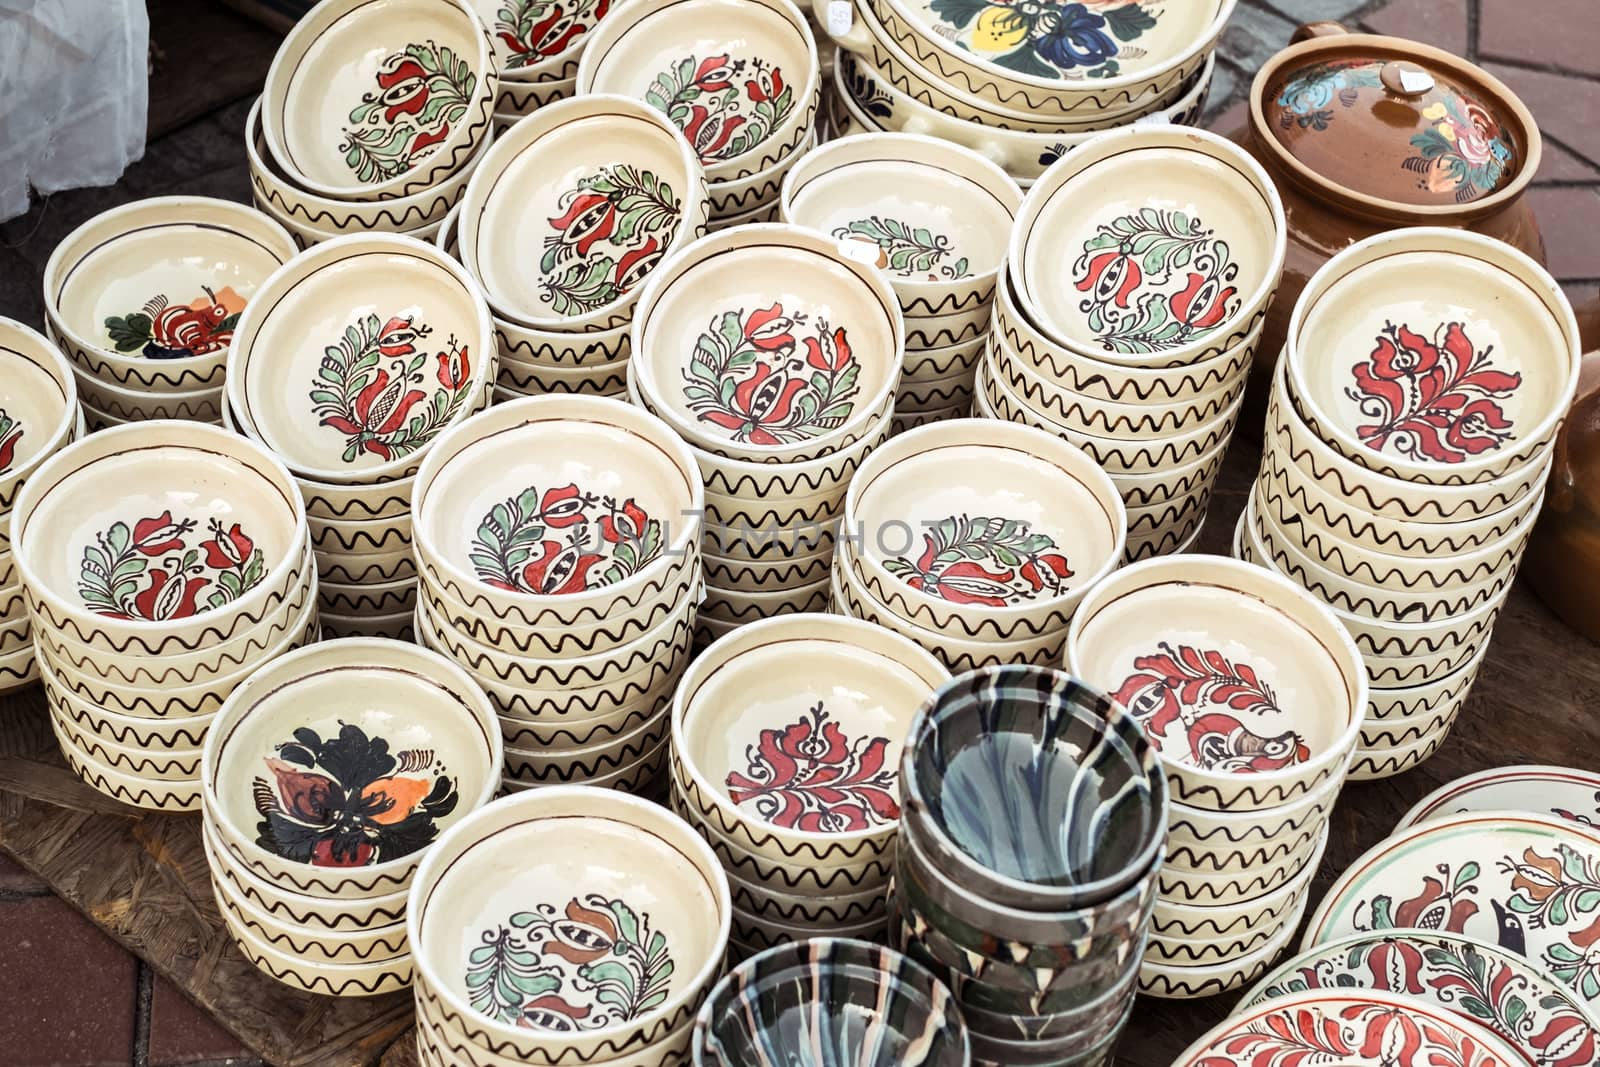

left=132, top=511, right=194, bottom=556
left=1198, top=1000, right=1514, bottom=1067
left=495, top=0, right=609, bottom=69
left=0, top=413, right=20, bottom=476
left=1075, top=249, right=1143, bottom=308
left=470, top=483, right=664, bottom=595
left=1381, top=867, right=1482, bottom=934
left=1347, top=321, right=1522, bottom=465
left=645, top=54, right=795, bottom=165
left=1169, top=271, right=1237, bottom=331
left=342, top=42, right=475, bottom=184
left=104, top=286, right=245, bottom=360
left=539, top=165, right=681, bottom=317
left=78, top=513, right=268, bottom=622
left=884, top=515, right=1073, bottom=607
left=724, top=703, right=900, bottom=832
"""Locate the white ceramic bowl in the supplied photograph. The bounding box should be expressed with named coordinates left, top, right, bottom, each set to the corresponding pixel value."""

left=0, top=317, right=79, bottom=515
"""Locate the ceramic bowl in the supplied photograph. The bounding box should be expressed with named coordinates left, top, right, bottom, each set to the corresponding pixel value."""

left=672, top=612, right=948, bottom=863
left=706, top=198, right=784, bottom=231
left=51, top=712, right=201, bottom=811
left=227, top=233, right=495, bottom=485
left=211, top=861, right=410, bottom=966
left=1286, top=228, right=1580, bottom=487
left=10, top=420, right=310, bottom=655
left=415, top=1002, right=692, bottom=1067
left=0, top=318, right=79, bottom=514
left=577, top=0, right=820, bottom=182
left=1151, top=824, right=1326, bottom=935
left=458, top=94, right=708, bottom=332
left=1363, top=668, right=1475, bottom=752
left=903, top=303, right=991, bottom=354
left=629, top=223, right=904, bottom=464
left=203, top=819, right=408, bottom=933
left=502, top=709, right=671, bottom=784
left=780, top=132, right=1021, bottom=319
left=202, top=639, right=502, bottom=897
left=320, top=610, right=417, bottom=641
left=318, top=578, right=418, bottom=619
left=50, top=702, right=201, bottom=782
left=308, top=512, right=412, bottom=558
left=706, top=129, right=815, bottom=220
left=41, top=666, right=218, bottom=753
left=702, top=549, right=831, bottom=595
left=1066, top=554, right=1366, bottom=813
left=1397, top=765, right=1600, bottom=832
left=1137, top=895, right=1307, bottom=1000
left=1348, top=725, right=1457, bottom=783
left=900, top=665, right=1165, bottom=911
left=692, top=938, right=967, bottom=1065
left=842, top=418, right=1125, bottom=641
left=903, top=334, right=986, bottom=383
left=41, top=196, right=296, bottom=394
left=407, top=786, right=731, bottom=1065
left=1009, top=126, right=1285, bottom=369
left=1144, top=885, right=1312, bottom=968
left=70, top=370, right=224, bottom=425
left=1163, top=768, right=1341, bottom=872
left=496, top=361, right=630, bottom=399
left=495, top=315, right=631, bottom=370
left=219, top=889, right=414, bottom=996
left=1111, top=439, right=1229, bottom=512
left=260, top=0, right=496, bottom=201
left=893, top=377, right=973, bottom=417
left=699, top=580, right=830, bottom=624
left=692, top=409, right=891, bottom=514
left=470, top=0, right=597, bottom=83
left=725, top=861, right=888, bottom=926
left=494, top=78, right=576, bottom=118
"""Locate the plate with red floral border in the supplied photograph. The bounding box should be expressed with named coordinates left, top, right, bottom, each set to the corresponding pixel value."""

left=1396, top=766, right=1600, bottom=836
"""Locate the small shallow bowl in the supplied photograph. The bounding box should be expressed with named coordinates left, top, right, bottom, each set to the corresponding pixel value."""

left=577, top=0, right=819, bottom=183
left=42, top=667, right=218, bottom=752
left=1286, top=227, right=1580, bottom=487
left=227, top=233, right=495, bottom=486
left=692, top=937, right=968, bottom=1066
left=900, top=665, right=1166, bottom=913
left=408, top=786, right=731, bottom=1065
left=69, top=370, right=223, bottom=425
left=1066, top=554, right=1366, bottom=813
left=1009, top=126, right=1284, bottom=369
left=1348, top=722, right=1456, bottom=783
left=458, top=94, right=707, bottom=332
left=502, top=708, right=670, bottom=784
left=0, top=317, right=78, bottom=513
left=50, top=703, right=200, bottom=782
left=212, top=865, right=410, bottom=966
left=672, top=612, right=948, bottom=864
left=219, top=890, right=414, bottom=996
left=780, top=132, right=1021, bottom=319
left=1151, top=827, right=1327, bottom=942
left=202, top=638, right=502, bottom=898
left=1164, top=767, right=1341, bottom=869
left=51, top=713, right=200, bottom=811
left=842, top=418, right=1125, bottom=641
left=203, top=820, right=409, bottom=932
left=702, top=549, right=831, bottom=595
left=1137, top=896, right=1306, bottom=1000
left=903, top=334, right=985, bottom=383
left=260, top=0, right=496, bottom=201
left=494, top=311, right=631, bottom=369
left=1397, top=764, right=1600, bottom=832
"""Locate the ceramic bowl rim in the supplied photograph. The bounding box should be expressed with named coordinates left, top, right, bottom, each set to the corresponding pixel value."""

left=0, top=316, right=79, bottom=494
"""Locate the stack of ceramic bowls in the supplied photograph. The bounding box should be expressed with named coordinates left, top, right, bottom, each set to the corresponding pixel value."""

left=833, top=418, right=1124, bottom=674
left=780, top=132, right=1022, bottom=434
left=0, top=319, right=81, bottom=693
left=1064, top=555, right=1366, bottom=998
left=576, top=0, right=822, bottom=230
left=816, top=0, right=1229, bottom=188
left=411, top=396, right=704, bottom=793
left=41, top=197, right=297, bottom=430
left=250, top=0, right=498, bottom=248
left=11, top=421, right=317, bottom=811
left=627, top=224, right=902, bottom=640
left=470, top=0, right=599, bottom=127
left=1236, top=228, right=1580, bottom=780
left=978, top=126, right=1285, bottom=563
left=893, top=666, right=1167, bottom=1067
left=200, top=639, right=501, bottom=997
left=225, top=233, right=497, bottom=642
left=693, top=938, right=971, bottom=1065
left=408, top=786, right=732, bottom=1064
left=668, top=614, right=948, bottom=956
left=453, top=94, right=710, bottom=403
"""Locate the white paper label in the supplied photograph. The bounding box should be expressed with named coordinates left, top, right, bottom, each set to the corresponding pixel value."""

left=837, top=236, right=881, bottom=266
left=827, top=0, right=853, bottom=38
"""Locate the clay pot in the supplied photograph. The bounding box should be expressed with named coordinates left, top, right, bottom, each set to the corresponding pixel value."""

left=1525, top=349, right=1600, bottom=642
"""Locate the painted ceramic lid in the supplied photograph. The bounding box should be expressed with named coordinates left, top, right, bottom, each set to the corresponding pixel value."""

left=1259, top=35, right=1533, bottom=208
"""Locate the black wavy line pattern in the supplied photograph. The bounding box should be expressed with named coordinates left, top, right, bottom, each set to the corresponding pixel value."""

left=702, top=555, right=831, bottom=589
left=495, top=326, right=629, bottom=368
left=1123, top=512, right=1205, bottom=563
left=1367, top=668, right=1480, bottom=721
left=319, top=555, right=416, bottom=585
left=46, top=323, right=227, bottom=391
left=496, top=69, right=576, bottom=113
left=53, top=718, right=200, bottom=778
left=1350, top=733, right=1451, bottom=781
left=701, top=457, right=858, bottom=499
left=996, top=314, right=1250, bottom=404
left=1147, top=925, right=1278, bottom=965
left=996, top=355, right=1239, bottom=436
left=889, top=410, right=959, bottom=434
left=898, top=282, right=995, bottom=319
left=319, top=585, right=417, bottom=616
left=856, top=565, right=1078, bottom=641
left=905, top=317, right=986, bottom=350
left=0, top=657, right=38, bottom=689
left=1137, top=951, right=1278, bottom=999
left=310, top=523, right=412, bottom=553
left=45, top=685, right=211, bottom=747
left=61, top=746, right=201, bottom=811
left=211, top=853, right=404, bottom=931
left=703, top=525, right=839, bottom=561
left=499, top=694, right=666, bottom=750
left=302, top=490, right=413, bottom=522
left=230, top=931, right=413, bottom=997
left=216, top=890, right=409, bottom=963
left=1127, top=491, right=1209, bottom=536
left=1165, top=761, right=1338, bottom=812
left=1151, top=895, right=1300, bottom=940
left=81, top=391, right=223, bottom=423
left=896, top=380, right=974, bottom=410
left=1168, top=803, right=1332, bottom=849
left=705, top=495, right=842, bottom=532
left=1115, top=451, right=1226, bottom=509
left=481, top=652, right=687, bottom=728
left=495, top=362, right=629, bottom=398
left=249, top=168, right=461, bottom=232
left=1360, top=704, right=1459, bottom=749
left=700, top=587, right=831, bottom=623
left=710, top=175, right=784, bottom=218
left=730, top=881, right=887, bottom=925
left=504, top=723, right=667, bottom=783
left=1157, top=855, right=1309, bottom=905
left=904, top=345, right=984, bottom=382
left=1165, top=825, right=1322, bottom=873
left=433, top=614, right=690, bottom=688
left=1366, top=649, right=1482, bottom=687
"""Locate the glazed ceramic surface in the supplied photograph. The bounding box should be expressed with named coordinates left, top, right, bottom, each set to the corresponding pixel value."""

left=472, top=0, right=605, bottom=76
left=0, top=318, right=78, bottom=508
left=1397, top=766, right=1600, bottom=834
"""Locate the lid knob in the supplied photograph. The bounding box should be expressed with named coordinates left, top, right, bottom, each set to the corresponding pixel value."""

left=1380, top=61, right=1435, bottom=97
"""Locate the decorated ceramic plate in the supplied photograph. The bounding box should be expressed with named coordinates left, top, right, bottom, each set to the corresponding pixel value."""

left=1398, top=767, right=1600, bottom=834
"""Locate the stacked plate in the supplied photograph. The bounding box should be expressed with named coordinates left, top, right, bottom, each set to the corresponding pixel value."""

left=471, top=0, right=599, bottom=125
left=408, top=787, right=732, bottom=1065
left=11, top=421, right=317, bottom=811
left=200, top=639, right=501, bottom=997
left=1065, top=555, right=1366, bottom=998
left=453, top=94, right=710, bottom=403
left=411, top=396, right=704, bottom=792
left=780, top=132, right=1022, bottom=434
left=1236, top=228, right=1580, bottom=779
left=41, top=197, right=297, bottom=430
left=627, top=224, right=902, bottom=640
left=249, top=0, right=498, bottom=248
left=817, top=0, right=1229, bottom=187
left=977, top=126, right=1285, bottom=562
left=668, top=614, right=948, bottom=956
left=892, top=666, right=1166, bottom=1067
left=225, top=234, right=497, bottom=641
left=0, top=319, right=81, bottom=692
left=833, top=418, right=1124, bottom=673
left=577, top=0, right=822, bottom=230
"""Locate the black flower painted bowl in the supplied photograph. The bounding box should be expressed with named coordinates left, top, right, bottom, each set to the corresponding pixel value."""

left=901, top=666, right=1166, bottom=912
left=692, top=937, right=969, bottom=1067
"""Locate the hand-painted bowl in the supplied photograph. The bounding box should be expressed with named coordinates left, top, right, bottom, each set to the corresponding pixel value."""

left=493, top=76, right=575, bottom=119
left=219, top=888, right=414, bottom=996
left=1150, top=826, right=1326, bottom=943
left=706, top=129, right=815, bottom=221
left=202, top=819, right=409, bottom=932
left=211, top=862, right=410, bottom=966
left=1136, top=895, right=1306, bottom=1000
left=260, top=0, right=496, bottom=201
left=202, top=638, right=502, bottom=898
left=469, top=0, right=602, bottom=84
left=899, top=665, right=1166, bottom=911
left=0, top=317, right=79, bottom=514
left=1397, top=765, right=1600, bottom=833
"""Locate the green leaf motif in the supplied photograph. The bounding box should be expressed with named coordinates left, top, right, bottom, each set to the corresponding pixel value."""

left=833, top=215, right=973, bottom=280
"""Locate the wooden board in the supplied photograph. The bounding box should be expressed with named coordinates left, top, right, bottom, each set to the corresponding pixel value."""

left=5, top=433, right=1599, bottom=1067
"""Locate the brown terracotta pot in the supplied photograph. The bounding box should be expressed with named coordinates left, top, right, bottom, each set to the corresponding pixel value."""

left=1224, top=21, right=1547, bottom=433
left=1526, top=349, right=1600, bottom=643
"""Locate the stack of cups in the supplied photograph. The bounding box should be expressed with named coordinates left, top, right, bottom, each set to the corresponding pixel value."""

left=452, top=94, right=710, bottom=402
left=411, top=396, right=704, bottom=793
left=248, top=0, right=499, bottom=247
left=0, top=320, right=81, bottom=693
left=780, top=132, right=1022, bottom=434
left=627, top=225, right=902, bottom=643
left=576, top=0, right=824, bottom=230
left=225, top=234, right=497, bottom=641
left=1236, top=229, right=1579, bottom=779
left=668, top=614, right=948, bottom=956
left=1065, top=556, right=1367, bottom=998
left=979, top=126, right=1285, bottom=561
left=476, top=0, right=601, bottom=127
left=12, top=422, right=317, bottom=812
left=833, top=418, right=1124, bottom=674
left=42, top=197, right=296, bottom=429
left=200, top=639, right=501, bottom=997
left=893, top=666, right=1167, bottom=1067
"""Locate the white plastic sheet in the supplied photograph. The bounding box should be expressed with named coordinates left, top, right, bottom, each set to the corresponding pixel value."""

left=0, top=0, right=149, bottom=221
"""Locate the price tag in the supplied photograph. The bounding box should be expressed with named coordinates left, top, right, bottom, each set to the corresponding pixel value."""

left=827, top=0, right=853, bottom=38
left=837, top=236, right=881, bottom=266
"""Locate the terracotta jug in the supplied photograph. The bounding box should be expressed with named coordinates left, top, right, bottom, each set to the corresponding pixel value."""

left=1225, top=21, right=1547, bottom=431
left=1526, top=349, right=1600, bottom=643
